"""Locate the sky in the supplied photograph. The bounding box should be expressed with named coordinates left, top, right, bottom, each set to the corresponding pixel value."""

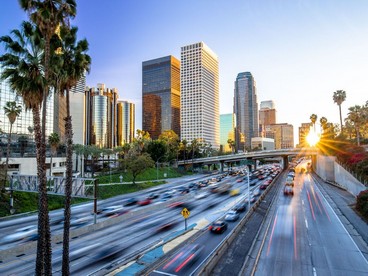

left=1, top=0, right=368, bottom=146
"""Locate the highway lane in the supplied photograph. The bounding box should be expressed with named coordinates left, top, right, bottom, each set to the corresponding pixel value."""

left=0, top=170, right=268, bottom=275
left=254, top=166, right=368, bottom=275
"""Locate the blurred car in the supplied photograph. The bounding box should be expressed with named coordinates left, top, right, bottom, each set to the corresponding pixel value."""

left=98, top=206, right=127, bottom=217
left=253, top=189, right=261, bottom=196
left=209, top=220, right=228, bottom=234
left=163, top=244, right=204, bottom=273
left=161, top=193, right=173, bottom=201
left=224, top=210, right=239, bottom=221
left=177, top=186, right=190, bottom=194
left=244, top=195, right=256, bottom=204
left=229, top=189, right=240, bottom=196
left=233, top=202, right=247, bottom=213
left=71, top=217, right=90, bottom=228
left=147, top=193, right=160, bottom=200
left=236, top=178, right=243, bottom=183
left=138, top=198, right=152, bottom=206
left=284, top=184, right=294, bottom=196
left=1, top=225, right=38, bottom=243
left=259, top=183, right=268, bottom=190
left=123, top=197, right=138, bottom=206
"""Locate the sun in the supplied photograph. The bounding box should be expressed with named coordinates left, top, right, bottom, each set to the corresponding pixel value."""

left=306, top=130, right=320, bottom=146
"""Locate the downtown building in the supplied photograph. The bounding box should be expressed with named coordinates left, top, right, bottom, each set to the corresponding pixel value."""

left=234, top=72, right=259, bottom=151
left=264, top=123, right=294, bottom=149
left=117, top=100, right=135, bottom=145
left=259, top=100, right=276, bottom=137
left=180, top=42, right=220, bottom=148
left=220, top=113, right=235, bottom=152
left=298, top=122, right=312, bottom=148
left=142, top=56, right=180, bottom=140
left=85, top=83, right=119, bottom=148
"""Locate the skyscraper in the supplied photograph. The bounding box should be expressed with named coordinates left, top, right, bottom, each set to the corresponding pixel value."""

left=180, top=42, right=219, bottom=148
left=259, top=100, right=276, bottom=137
left=234, top=72, right=259, bottom=150
left=220, top=113, right=235, bottom=152
left=117, top=100, right=135, bottom=145
left=265, top=123, right=294, bottom=149
left=298, top=122, right=312, bottom=148
left=142, top=55, right=180, bottom=140
left=85, top=83, right=118, bottom=148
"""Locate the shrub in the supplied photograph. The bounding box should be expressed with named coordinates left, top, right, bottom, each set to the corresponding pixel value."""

left=356, top=190, right=368, bottom=221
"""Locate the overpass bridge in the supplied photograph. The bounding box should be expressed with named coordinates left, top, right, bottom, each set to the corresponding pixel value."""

left=177, top=148, right=318, bottom=171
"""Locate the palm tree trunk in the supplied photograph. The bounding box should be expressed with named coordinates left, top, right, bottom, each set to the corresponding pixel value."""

left=3, top=123, right=13, bottom=193
left=339, top=104, right=343, bottom=133
left=62, top=88, right=74, bottom=275
left=33, top=105, right=52, bottom=276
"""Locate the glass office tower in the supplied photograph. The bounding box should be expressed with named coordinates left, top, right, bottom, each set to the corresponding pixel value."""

left=180, top=42, right=220, bottom=148
left=117, top=100, right=135, bottom=145
left=220, top=113, right=235, bottom=152
left=142, top=55, right=180, bottom=139
left=234, top=72, right=259, bottom=150
left=85, top=83, right=118, bottom=148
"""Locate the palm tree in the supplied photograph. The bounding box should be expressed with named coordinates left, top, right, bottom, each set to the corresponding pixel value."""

left=51, top=25, right=90, bottom=274
left=48, top=132, right=60, bottom=176
left=333, top=90, right=346, bottom=133
left=2, top=101, right=22, bottom=192
left=346, top=105, right=363, bottom=146
left=0, top=20, right=48, bottom=273
left=227, top=138, right=235, bottom=154
left=310, top=114, right=318, bottom=132
left=20, top=2, right=76, bottom=274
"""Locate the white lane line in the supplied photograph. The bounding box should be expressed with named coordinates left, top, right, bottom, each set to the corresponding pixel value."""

left=313, top=266, right=317, bottom=276
left=305, top=218, right=308, bottom=229
left=302, top=200, right=304, bottom=205
left=153, top=270, right=178, bottom=276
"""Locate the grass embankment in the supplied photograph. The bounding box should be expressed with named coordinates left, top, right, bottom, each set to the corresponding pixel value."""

left=0, top=167, right=186, bottom=217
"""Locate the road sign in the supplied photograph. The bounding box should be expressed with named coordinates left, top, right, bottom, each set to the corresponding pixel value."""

left=181, top=208, right=190, bottom=219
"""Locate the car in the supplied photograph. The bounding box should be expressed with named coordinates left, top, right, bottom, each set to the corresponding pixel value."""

left=284, top=184, right=294, bottom=195
left=225, top=210, right=239, bottom=221
left=137, top=198, right=152, bottom=206
left=177, top=186, right=190, bottom=194
left=163, top=244, right=204, bottom=273
left=229, top=189, right=240, bottom=196
left=1, top=226, right=38, bottom=243
left=123, top=197, right=138, bottom=206
left=147, top=193, right=160, bottom=199
left=259, top=183, right=268, bottom=190
left=244, top=195, right=256, bottom=204
left=98, top=205, right=127, bottom=217
left=161, top=192, right=173, bottom=200
left=209, top=220, right=228, bottom=234
left=233, top=202, right=247, bottom=213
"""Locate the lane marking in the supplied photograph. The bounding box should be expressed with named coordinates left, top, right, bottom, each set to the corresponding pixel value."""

left=305, top=218, right=308, bottom=229
left=306, top=190, right=316, bottom=220
left=266, top=214, right=278, bottom=256
left=153, top=270, right=178, bottom=276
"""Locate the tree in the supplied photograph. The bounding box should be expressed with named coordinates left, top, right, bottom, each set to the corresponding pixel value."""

left=227, top=138, right=235, bottom=154
left=48, top=132, right=60, bottom=176
left=123, top=152, right=154, bottom=184
left=2, top=101, right=22, bottom=192
left=310, top=114, right=318, bottom=132
left=190, top=139, right=199, bottom=171
left=132, top=129, right=151, bottom=154
left=333, top=90, right=346, bottom=133
left=20, top=1, right=77, bottom=274
left=49, top=23, right=91, bottom=274
left=346, top=105, right=364, bottom=146
left=159, top=130, right=179, bottom=161
left=147, top=140, right=167, bottom=162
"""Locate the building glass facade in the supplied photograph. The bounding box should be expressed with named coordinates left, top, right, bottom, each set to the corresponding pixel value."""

left=234, top=72, right=259, bottom=150
left=142, top=56, right=180, bottom=139
left=180, top=42, right=220, bottom=148
left=117, top=100, right=135, bottom=145
left=0, top=67, right=54, bottom=141
left=85, top=84, right=118, bottom=148
left=298, top=122, right=312, bottom=148
left=265, top=123, right=294, bottom=149
left=220, top=113, right=234, bottom=152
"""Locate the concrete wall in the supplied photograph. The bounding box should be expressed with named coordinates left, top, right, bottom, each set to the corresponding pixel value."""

left=316, top=155, right=366, bottom=197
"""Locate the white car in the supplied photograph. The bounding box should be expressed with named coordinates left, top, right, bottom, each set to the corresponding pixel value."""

left=224, top=210, right=239, bottom=221
left=1, top=225, right=38, bottom=243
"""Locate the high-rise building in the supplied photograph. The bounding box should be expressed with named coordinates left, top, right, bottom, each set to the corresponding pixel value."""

left=264, top=123, right=294, bottom=149
left=259, top=100, right=276, bottom=137
left=234, top=72, right=259, bottom=150
left=53, top=75, right=86, bottom=143
left=117, top=100, right=135, bottom=145
left=0, top=66, right=54, bottom=140
left=142, top=56, right=180, bottom=140
left=180, top=42, right=219, bottom=148
left=85, top=83, right=118, bottom=148
left=220, top=113, right=235, bottom=152
left=298, top=122, right=312, bottom=148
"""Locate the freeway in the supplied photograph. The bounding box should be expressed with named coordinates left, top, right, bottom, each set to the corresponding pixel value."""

left=0, top=168, right=274, bottom=275
left=253, top=166, right=368, bottom=275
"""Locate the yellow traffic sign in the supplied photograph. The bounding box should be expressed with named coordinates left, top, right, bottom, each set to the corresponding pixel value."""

left=181, top=208, right=190, bottom=219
